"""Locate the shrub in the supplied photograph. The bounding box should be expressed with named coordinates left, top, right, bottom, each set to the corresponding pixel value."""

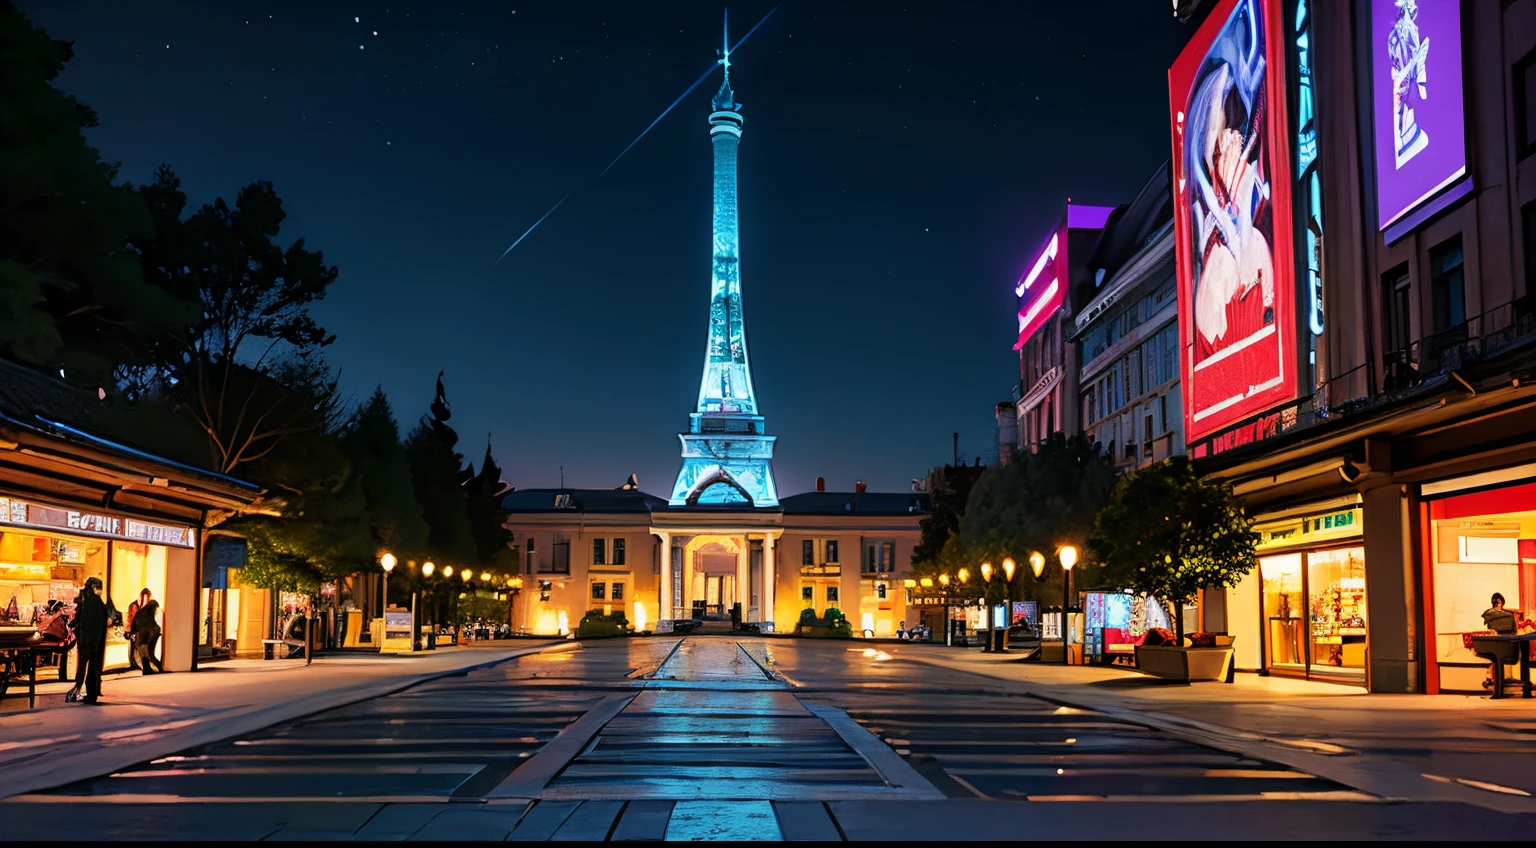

left=798, top=608, right=817, bottom=625
left=575, top=608, right=629, bottom=638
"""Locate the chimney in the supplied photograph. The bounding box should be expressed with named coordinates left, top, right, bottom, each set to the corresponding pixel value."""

left=815, top=476, right=825, bottom=492
left=855, top=481, right=867, bottom=494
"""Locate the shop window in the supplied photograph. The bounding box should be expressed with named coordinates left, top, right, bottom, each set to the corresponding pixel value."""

left=592, top=538, right=606, bottom=565
left=591, top=582, right=606, bottom=600
left=825, top=540, right=839, bottom=563
left=802, top=539, right=815, bottom=566
left=1429, top=235, right=1465, bottom=334
left=1306, top=548, right=1367, bottom=676
left=611, top=582, right=624, bottom=601
left=612, top=538, right=625, bottom=565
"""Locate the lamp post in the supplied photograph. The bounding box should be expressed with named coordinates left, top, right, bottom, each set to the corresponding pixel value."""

left=508, top=576, right=524, bottom=634
left=999, top=557, right=1017, bottom=653
left=1029, top=552, right=1045, bottom=658
left=979, top=562, right=993, bottom=652
left=955, top=568, right=970, bottom=647
left=459, top=568, right=474, bottom=645
left=418, top=561, right=435, bottom=652
left=380, top=553, right=397, bottom=652
left=1058, top=545, right=1078, bottom=666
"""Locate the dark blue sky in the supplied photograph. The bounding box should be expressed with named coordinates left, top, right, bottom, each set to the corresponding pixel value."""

left=24, top=1, right=1188, bottom=496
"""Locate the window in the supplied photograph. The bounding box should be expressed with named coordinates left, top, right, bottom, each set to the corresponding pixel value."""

left=546, top=541, right=570, bottom=574
left=863, top=541, right=895, bottom=574
left=611, top=582, right=624, bottom=601
left=825, top=540, right=839, bottom=563
left=826, top=586, right=840, bottom=604
left=590, top=582, right=606, bottom=600
left=801, top=586, right=814, bottom=602
left=612, top=538, right=626, bottom=565
left=1524, top=201, right=1536, bottom=294
left=1382, top=263, right=1412, bottom=352
left=525, top=538, right=536, bottom=574
left=1518, top=47, right=1536, bottom=157
left=802, top=539, right=815, bottom=566
left=592, top=538, right=606, bottom=565
left=1429, top=235, right=1465, bottom=333
left=876, top=583, right=888, bottom=600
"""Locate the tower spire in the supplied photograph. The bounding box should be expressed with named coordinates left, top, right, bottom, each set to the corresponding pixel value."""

left=712, top=8, right=738, bottom=112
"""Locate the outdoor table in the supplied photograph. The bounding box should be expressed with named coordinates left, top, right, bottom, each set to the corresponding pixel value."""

left=1471, top=632, right=1536, bottom=699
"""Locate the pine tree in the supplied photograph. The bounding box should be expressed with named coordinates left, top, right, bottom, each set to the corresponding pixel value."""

left=342, top=387, right=430, bottom=561
left=466, top=436, right=517, bottom=572
left=405, top=372, right=476, bottom=566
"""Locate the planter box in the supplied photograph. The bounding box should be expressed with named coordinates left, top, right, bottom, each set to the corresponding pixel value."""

left=1134, top=644, right=1235, bottom=682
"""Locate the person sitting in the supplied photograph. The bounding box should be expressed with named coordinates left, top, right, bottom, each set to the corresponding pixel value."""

left=1482, top=593, right=1520, bottom=689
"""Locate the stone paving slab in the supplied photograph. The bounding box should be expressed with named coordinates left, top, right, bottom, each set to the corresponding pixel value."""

left=609, top=800, right=675, bottom=841
left=353, top=803, right=452, bottom=841
left=549, top=799, right=625, bottom=840
left=409, top=806, right=528, bottom=841
left=0, top=643, right=562, bottom=801
left=773, top=800, right=842, bottom=841
left=664, top=800, right=782, bottom=840
left=507, top=800, right=584, bottom=840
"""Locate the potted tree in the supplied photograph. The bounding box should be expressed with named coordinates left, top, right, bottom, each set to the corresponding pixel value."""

left=1093, top=458, right=1257, bottom=682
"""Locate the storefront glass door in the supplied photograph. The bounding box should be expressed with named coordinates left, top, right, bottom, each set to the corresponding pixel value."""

left=1260, top=554, right=1305, bottom=671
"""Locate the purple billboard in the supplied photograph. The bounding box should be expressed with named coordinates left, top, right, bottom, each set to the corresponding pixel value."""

left=1371, top=0, right=1466, bottom=231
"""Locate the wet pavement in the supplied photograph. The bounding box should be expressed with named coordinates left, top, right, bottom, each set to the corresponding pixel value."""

left=4, top=637, right=1536, bottom=839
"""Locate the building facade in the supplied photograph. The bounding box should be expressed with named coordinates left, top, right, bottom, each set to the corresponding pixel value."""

left=0, top=359, right=267, bottom=674
left=502, top=30, right=927, bottom=638
left=1006, top=203, right=1115, bottom=454
left=1165, top=0, right=1536, bottom=694
left=1072, top=163, right=1182, bottom=473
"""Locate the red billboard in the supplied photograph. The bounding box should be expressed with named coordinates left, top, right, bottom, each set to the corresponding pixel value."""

left=1169, top=0, right=1297, bottom=442
left=1013, top=205, right=1114, bottom=351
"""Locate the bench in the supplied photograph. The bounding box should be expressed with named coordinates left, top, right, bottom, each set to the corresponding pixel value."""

left=1135, top=636, right=1236, bottom=683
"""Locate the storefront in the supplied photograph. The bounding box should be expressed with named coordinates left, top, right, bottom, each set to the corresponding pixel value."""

left=1233, top=498, right=1368, bottom=685
left=1421, top=468, right=1536, bottom=694
left=0, top=494, right=197, bottom=672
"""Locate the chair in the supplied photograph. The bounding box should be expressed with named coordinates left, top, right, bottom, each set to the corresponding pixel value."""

left=1472, top=636, right=1520, bottom=698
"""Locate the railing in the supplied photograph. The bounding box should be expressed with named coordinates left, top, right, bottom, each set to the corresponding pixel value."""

left=1312, top=295, right=1536, bottom=423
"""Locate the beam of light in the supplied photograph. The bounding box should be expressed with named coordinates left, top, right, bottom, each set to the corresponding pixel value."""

left=492, top=192, right=572, bottom=266
left=493, top=2, right=784, bottom=266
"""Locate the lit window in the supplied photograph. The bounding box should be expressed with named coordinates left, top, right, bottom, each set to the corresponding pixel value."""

left=591, top=582, right=605, bottom=600
left=825, top=540, right=839, bottom=563
left=611, top=583, right=624, bottom=601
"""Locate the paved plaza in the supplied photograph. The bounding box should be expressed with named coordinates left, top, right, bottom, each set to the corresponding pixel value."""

left=3, top=637, right=1536, bottom=839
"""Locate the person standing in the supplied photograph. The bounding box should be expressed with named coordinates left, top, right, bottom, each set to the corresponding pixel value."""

left=133, top=589, right=163, bottom=674
left=124, top=595, right=142, bottom=671
left=70, top=577, right=110, bottom=704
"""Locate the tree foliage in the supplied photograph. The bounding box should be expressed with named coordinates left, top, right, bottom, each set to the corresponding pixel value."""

left=406, top=372, right=477, bottom=566
left=912, top=463, right=984, bottom=569
left=1092, top=457, right=1258, bottom=640
left=134, top=166, right=339, bottom=473
left=0, top=5, right=193, bottom=380
left=465, top=437, right=517, bottom=571
left=341, top=387, right=430, bottom=561
left=957, top=433, right=1115, bottom=602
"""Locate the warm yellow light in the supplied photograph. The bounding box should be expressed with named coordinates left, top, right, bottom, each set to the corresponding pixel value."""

left=980, top=561, right=993, bottom=582
left=1002, top=557, right=1016, bottom=582
left=1029, top=551, right=1045, bottom=579
left=480, top=571, right=491, bottom=582
left=633, top=601, right=648, bottom=633
left=903, top=578, right=917, bottom=589
left=920, top=577, right=934, bottom=588
left=442, top=564, right=453, bottom=578
left=380, top=552, right=397, bottom=573
left=463, top=569, right=473, bottom=582
left=957, top=567, right=970, bottom=584
left=422, top=561, right=436, bottom=577
left=938, top=573, right=950, bottom=587
left=511, top=577, right=524, bottom=589
left=1059, top=545, right=1078, bottom=571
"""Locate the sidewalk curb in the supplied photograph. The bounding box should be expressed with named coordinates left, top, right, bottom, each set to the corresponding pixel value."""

left=893, top=652, right=1536, bottom=815
left=1, top=641, right=572, bottom=801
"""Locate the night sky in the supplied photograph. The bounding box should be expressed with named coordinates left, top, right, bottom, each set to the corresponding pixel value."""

left=24, top=1, right=1189, bottom=496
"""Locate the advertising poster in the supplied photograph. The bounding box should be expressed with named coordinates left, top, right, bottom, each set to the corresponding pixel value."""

left=1168, top=0, right=1297, bottom=442
left=1371, top=0, right=1465, bottom=230
left=381, top=609, right=415, bottom=653
left=1011, top=600, right=1038, bottom=632
left=1014, top=224, right=1067, bottom=351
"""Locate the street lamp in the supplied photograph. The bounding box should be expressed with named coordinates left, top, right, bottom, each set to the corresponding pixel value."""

left=1029, top=552, right=1045, bottom=579
left=1058, top=545, right=1078, bottom=666
left=417, top=562, right=435, bottom=651
left=380, top=551, right=396, bottom=619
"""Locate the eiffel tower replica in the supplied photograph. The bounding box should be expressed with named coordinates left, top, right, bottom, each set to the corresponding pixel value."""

left=668, top=15, right=778, bottom=508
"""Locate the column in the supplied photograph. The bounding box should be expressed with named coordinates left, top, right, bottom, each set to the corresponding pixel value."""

left=736, top=536, right=749, bottom=625
left=657, top=531, right=673, bottom=632
left=1361, top=481, right=1420, bottom=693
left=762, top=533, right=777, bottom=633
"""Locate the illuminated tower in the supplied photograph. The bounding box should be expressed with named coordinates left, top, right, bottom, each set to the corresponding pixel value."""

left=669, top=16, right=779, bottom=508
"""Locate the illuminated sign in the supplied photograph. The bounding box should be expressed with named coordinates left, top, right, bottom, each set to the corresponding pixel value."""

left=1371, top=0, right=1466, bottom=231
left=0, top=495, right=196, bottom=548
left=1256, top=507, right=1363, bottom=551
left=1013, top=205, right=1114, bottom=351
left=1169, top=0, right=1298, bottom=442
